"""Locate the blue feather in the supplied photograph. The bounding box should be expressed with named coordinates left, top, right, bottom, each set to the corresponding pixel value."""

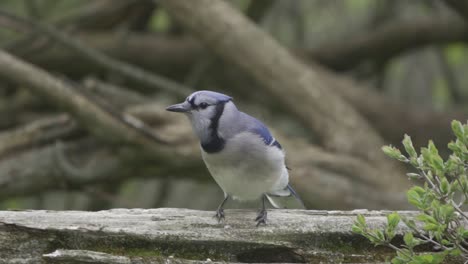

left=188, top=90, right=232, bottom=105
left=248, top=118, right=282, bottom=149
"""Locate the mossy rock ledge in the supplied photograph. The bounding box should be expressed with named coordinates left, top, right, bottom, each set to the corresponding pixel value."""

left=0, top=208, right=459, bottom=263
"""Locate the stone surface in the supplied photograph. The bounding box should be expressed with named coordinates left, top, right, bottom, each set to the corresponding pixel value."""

left=0, top=208, right=423, bottom=263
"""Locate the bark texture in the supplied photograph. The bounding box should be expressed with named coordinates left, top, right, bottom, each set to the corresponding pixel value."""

left=0, top=208, right=431, bottom=263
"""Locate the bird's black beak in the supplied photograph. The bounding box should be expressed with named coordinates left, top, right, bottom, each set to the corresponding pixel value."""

left=166, top=101, right=191, bottom=113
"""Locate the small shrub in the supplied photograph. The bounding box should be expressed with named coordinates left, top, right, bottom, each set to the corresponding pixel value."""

left=353, top=120, right=468, bottom=264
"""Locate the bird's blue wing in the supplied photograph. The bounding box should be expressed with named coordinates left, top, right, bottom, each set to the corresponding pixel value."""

left=248, top=118, right=282, bottom=149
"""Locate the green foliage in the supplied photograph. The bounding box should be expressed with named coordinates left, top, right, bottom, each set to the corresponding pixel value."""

left=444, top=43, right=466, bottom=66
left=149, top=9, right=171, bottom=32
left=353, top=120, right=468, bottom=263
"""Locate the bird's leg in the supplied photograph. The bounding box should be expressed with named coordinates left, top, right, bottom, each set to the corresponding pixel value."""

left=214, top=195, right=229, bottom=222
left=255, top=195, right=268, bottom=226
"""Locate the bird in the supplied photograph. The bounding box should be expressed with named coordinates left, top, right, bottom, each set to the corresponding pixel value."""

left=166, top=90, right=304, bottom=226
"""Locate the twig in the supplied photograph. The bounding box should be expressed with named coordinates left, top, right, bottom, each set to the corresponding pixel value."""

left=83, top=77, right=147, bottom=107
left=3, top=0, right=140, bottom=54
left=0, top=114, right=80, bottom=159
left=0, top=49, right=178, bottom=161
left=452, top=200, right=468, bottom=222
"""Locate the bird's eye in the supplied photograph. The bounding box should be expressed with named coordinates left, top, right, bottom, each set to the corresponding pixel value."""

left=199, top=102, right=208, bottom=109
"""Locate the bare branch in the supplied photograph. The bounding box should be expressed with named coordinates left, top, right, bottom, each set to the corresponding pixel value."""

left=0, top=10, right=192, bottom=97
left=307, top=16, right=468, bottom=71
left=0, top=114, right=79, bottom=158
left=83, top=77, right=147, bottom=107
left=0, top=50, right=186, bottom=162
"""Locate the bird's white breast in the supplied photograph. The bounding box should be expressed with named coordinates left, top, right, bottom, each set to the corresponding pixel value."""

left=201, top=132, right=288, bottom=201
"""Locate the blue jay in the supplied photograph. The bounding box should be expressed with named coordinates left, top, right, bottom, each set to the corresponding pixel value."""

left=166, top=90, right=303, bottom=226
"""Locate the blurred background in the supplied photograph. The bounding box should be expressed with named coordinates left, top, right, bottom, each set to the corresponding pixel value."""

left=0, top=0, right=466, bottom=211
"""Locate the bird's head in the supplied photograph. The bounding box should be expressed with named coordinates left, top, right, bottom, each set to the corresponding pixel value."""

left=166, top=90, right=233, bottom=141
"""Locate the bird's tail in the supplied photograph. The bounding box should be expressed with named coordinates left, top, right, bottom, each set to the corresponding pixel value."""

left=266, top=184, right=306, bottom=209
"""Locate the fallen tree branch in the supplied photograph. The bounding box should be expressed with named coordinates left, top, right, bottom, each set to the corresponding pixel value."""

left=0, top=208, right=452, bottom=263
left=307, top=16, right=468, bottom=71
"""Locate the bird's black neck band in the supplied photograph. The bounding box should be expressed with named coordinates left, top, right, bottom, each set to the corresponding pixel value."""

left=201, top=102, right=226, bottom=153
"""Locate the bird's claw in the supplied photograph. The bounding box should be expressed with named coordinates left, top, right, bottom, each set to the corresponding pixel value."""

left=214, top=208, right=225, bottom=223
left=255, top=209, right=267, bottom=226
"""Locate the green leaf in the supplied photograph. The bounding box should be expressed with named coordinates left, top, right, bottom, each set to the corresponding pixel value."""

left=417, top=214, right=437, bottom=224
left=382, top=145, right=406, bottom=161
left=406, top=173, right=422, bottom=180
left=462, top=229, right=468, bottom=238
left=403, top=232, right=414, bottom=247
left=407, top=186, right=426, bottom=209
left=439, top=204, right=455, bottom=221
left=440, top=177, right=450, bottom=195
left=451, top=120, right=465, bottom=143
left=428, top=140, right=439, bottom=156
left=441, top=239, right=451, bottom=246
left=427, top=141, right=444, bottom=173
left=356, top=214, right=366, bottom=227
left=414, top=254, right=435, bottom=263
left=424, top=223, right=439, bottom=231
left=387, top=212, right=400, bottom=229
left=391, top=258, right=405, bottom=264
left=421, top=147, right=431, bottom=165
left=448, top=141, right=460, bottom=153
left=352, top=224, right=362, bottom=234
left=412, top=186, right=426, bottom=194
left=449, top=248, right=461, bottom=256
left=403, top=134, right=417, bottom=158
left=447, top=139, right=467, bottom=157
left=409, top=253, right=445, bottom=264
left=430, top=252, right=446, bottom=264
left=407, top=189, right=421, bottom=208
left=375, top=230, right=385, bottom=241
left=401, top=216, right=417, bottom=229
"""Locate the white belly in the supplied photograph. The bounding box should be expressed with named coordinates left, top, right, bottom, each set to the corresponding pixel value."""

left=201, top=132, right=288, bottom=201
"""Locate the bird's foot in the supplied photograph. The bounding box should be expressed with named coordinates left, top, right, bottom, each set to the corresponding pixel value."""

left=255, top=209, right=267, bottom=226
left=214, top=208, right=225, bottom=223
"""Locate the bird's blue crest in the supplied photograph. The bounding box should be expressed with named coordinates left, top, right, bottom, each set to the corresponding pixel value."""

left=187, top=90, right=232, bottom=105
